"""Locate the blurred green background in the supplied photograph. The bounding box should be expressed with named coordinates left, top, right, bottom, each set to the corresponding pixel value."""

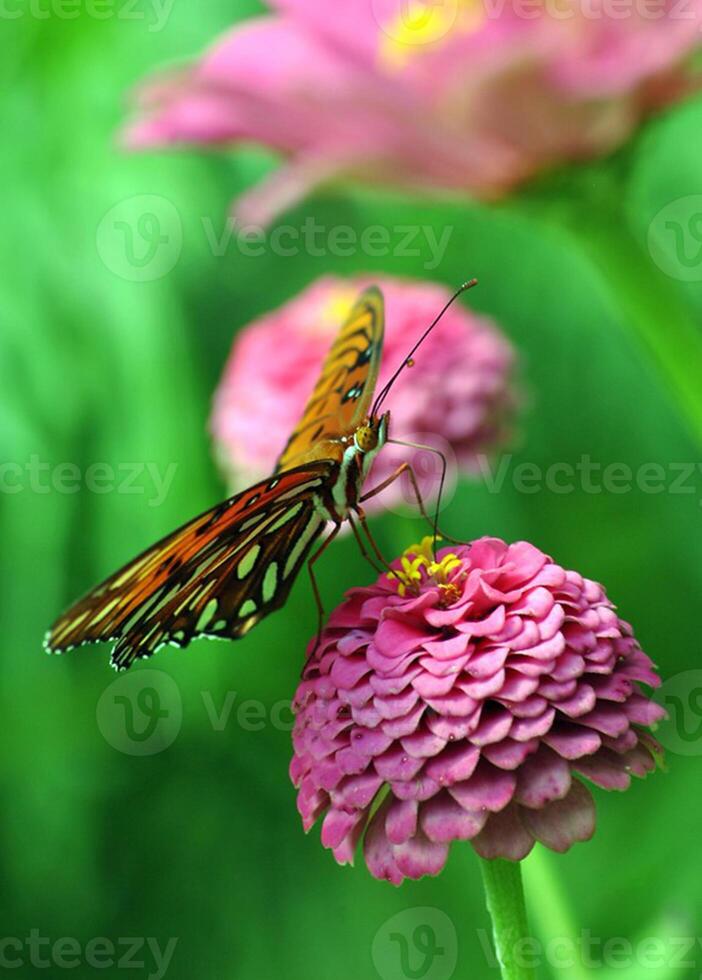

left=2, top=3, right=702, bottom=978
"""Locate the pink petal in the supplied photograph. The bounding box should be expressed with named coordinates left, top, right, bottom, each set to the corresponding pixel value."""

left=449, top=763, right=517, bottom=812
left=573, top=751, right=631, bottom=791
left=422, top=631, right=472, bottom=659
left=332, top=808, right=369, bottom=865
left=321, top=807, right=361, bottom=850
left=373, top=688, right=420, bottom=720
left=483, top=738, right=539, bottom=770
left=470, top=707, right=513, bottom=746
left=520, top=779, right=596, bottom=852
left=425, top=690, right=479, bottom=717
left=578, top=704, right=630, bottom=737
left=552, top=684, right=597, bottom=718
left=425, top=710, right=481, bottom=741
left=420, top=792, right=487, bottom=842
left=509, top=707, right=556, bottom=741
left=393, top=831, right=450, bottom=879
left=543, top=725, right=601, bottom=760
left=400, top=725, right=448, bottom=759
left=471, top=805, right=535, bottom=861
left=331, top=772, right=383, bottom=808
left=373, top=615, right=431, bottom=659
left=385, top=797, right=418, bottom=845
left=374, top=745, right=424, bottom=781
left=363, top=803, right=403, bottom=885
left=625, top=694, right=666, bottom=726
left=413, top=670, right=466, bottom=698
left=459, top=670, right=507, bottom=699
left=515, top=747, right=571, bottom=808
left=424, top=743, right=481, bottom=784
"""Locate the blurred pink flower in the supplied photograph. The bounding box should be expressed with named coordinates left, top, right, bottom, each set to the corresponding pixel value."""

left=210, top=275, right=516, bottom=514
left=290, top=536, right=664, bottom=883
left=124, top=0, right=702, bottom=223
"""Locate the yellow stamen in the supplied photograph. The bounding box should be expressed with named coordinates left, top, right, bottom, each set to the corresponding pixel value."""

left=387, top=538, right=463, bottom=602
left=405, top=535, right=436, bottom=564
left=378, top=0, right=485, bottom=71
left=386, top=553, right=427, bottom=596
left=439, top=581, right=462, bottom=605
left=428, top=553, right=462, bottom=584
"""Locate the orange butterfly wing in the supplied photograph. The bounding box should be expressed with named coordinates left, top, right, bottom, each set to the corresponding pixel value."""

left=46, top=464, right=332, bottom=669
left=46, top=285, right=385, bottom=670
left=276, top=286, right=384, bottom=470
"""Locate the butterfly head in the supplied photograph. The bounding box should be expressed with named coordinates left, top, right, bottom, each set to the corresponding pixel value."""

left=354, top=412, right=390, bottom=470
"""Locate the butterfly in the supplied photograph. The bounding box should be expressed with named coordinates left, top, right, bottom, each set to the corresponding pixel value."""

left=46, top=281, right=476, bottom=671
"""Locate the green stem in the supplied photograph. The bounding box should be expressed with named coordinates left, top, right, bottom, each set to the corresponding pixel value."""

left=479, top=857, right=536, bottom=980
left=522, top=848, right=590, bottom=980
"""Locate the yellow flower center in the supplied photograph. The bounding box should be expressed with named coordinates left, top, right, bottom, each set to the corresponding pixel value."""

left=316, top=289, right=357, bottom=333
left=387, top=536, right=464, bottom=602
left=378, top=0, right=485, bottom=71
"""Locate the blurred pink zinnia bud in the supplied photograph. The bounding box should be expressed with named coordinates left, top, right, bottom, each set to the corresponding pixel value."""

left=210, top=275, right=516, bottom=516
left=124, top=0, right=702, bottom=223
left=290, top=537, right=664, bottom=884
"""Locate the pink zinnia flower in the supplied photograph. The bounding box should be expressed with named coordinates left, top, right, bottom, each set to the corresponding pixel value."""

left=210, top=275, right=516, bottom=515
left=290, top=537, right=664, bottom=883
left=124, top=0, right=702, bottom=223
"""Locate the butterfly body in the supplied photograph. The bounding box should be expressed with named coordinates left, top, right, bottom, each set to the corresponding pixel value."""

left=47, top=287, right=388, bottom=670
left=326, top=413, right=389, bottom=522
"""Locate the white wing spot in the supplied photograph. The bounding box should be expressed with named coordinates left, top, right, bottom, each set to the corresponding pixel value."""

left=262, top=563, right=278, bottom=603
left=237, top=544, right=261, bottom=580
left=239, top=599, right=257, bottom=618
left=196, top=597, right=218, bottom=632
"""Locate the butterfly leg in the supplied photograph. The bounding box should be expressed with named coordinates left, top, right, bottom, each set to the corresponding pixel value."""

left=347, top=510, right=385, bottom=576
left=305, top=522, right=342, bottom=662
left=360, top=462, right=467, bottom=548
left=353, top=506, right=397, bottom=577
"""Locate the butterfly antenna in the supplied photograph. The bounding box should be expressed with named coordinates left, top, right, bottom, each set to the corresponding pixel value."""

left=371, top=279, right=478, bottom=417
